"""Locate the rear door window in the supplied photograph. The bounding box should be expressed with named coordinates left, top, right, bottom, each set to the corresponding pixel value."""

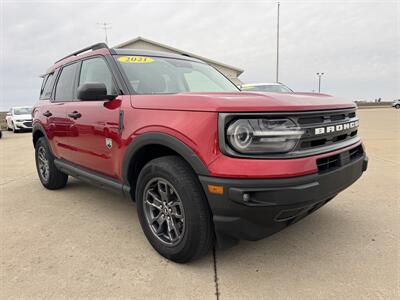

left=54, top=63, right=79, bottom=101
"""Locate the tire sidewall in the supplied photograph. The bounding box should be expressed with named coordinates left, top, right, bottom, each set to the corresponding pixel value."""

left=35, top=138, right=50, bottom=185
left=136, top=160, right=208, bottom=260
left=12, top=122, right=18, bottom=133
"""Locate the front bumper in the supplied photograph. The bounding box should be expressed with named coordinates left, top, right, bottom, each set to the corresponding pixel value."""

left=14, top=120, right=33, bottom=130
left=199, top=153, right=368, bottom=249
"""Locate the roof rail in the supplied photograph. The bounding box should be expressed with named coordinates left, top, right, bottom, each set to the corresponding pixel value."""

left=54, top=43, right=109, bottom=64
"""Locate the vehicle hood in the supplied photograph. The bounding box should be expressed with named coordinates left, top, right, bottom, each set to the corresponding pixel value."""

left=131, top=92, right=356, bottom=112
left=12, top=114, right=32, bottom=120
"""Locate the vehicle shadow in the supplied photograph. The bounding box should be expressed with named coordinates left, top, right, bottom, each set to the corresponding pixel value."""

left=213, top=204, right=360, bottom=261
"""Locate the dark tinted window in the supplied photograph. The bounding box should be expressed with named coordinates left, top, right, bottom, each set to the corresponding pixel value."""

left=55, top=63, right=79, bottom=101
left=40, top=73, right=55, bottom=100
left=79, top=57, right=116, bottom=94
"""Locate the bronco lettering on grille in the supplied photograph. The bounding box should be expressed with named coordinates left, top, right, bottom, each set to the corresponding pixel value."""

left=315, top=120, right=359, bottom=135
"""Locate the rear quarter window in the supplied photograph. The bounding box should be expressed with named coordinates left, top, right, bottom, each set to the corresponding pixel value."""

left=40, top=73, right=55, bottom=100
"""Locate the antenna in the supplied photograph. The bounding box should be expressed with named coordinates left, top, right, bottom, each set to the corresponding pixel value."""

left=97, top=22, right=112, bottom=44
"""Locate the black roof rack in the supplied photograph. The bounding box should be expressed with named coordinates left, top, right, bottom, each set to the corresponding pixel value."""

left=54, top=43, right=110, bottom=64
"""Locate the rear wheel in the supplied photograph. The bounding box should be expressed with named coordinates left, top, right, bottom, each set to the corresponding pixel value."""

left=395, top=104, right=400, bottom=109
left=136, top=156, right=213, bottom=263
left=35, top=137, right=68, bottom=189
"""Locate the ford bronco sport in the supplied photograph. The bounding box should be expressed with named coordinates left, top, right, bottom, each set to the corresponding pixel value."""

left=33, top=43, right=368, bottom=263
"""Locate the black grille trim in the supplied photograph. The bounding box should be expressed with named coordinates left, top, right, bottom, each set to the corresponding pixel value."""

left=317, top=154, right=340, bottom=173
left=317, top=144, right=364, bottom=173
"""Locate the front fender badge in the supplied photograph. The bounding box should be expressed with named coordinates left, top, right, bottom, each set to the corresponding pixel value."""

left=105, top=138, right=113, bottom=149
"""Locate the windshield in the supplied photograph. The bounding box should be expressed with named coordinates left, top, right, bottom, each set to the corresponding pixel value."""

left=116, top=55, right=239, bottom=94
left=242, top=84, right=292, bottom=93
left=13, top=107, right=32, bottom=115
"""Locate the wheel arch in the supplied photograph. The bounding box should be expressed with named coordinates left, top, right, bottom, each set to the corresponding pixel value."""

left=32, top=123, right=48, bottom=147
left=122, top=132, right=210, bottom=196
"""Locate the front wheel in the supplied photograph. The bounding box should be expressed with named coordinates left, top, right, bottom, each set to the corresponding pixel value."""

left=395, top=104, right=400, bottom=109
left=35, top=137, right=68, bottom=189
left=12, top=122, right=19, bottom=133
left=136, top=156, right=213, bottom=263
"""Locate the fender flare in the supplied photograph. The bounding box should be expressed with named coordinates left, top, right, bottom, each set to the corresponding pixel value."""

left=32, top=123, right=48, bottom=145
left=122, top=132, right=210, bottom=183
left=32, top=123, right=56, bottom=155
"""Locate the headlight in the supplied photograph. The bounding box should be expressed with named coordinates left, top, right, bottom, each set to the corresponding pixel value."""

left=226, top=118, right=304, bottom=154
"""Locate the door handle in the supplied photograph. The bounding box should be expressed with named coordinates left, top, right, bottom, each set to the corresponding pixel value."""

left=68, top=111, right=82, bottom=119
left=43, top=111, right=52, bottom=117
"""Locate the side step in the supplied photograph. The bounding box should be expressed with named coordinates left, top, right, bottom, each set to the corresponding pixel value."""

left=54, top=159, right=131, bottom=197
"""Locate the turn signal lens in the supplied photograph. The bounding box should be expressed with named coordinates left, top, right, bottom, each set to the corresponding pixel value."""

left=208, top=185, right=224, bottom=195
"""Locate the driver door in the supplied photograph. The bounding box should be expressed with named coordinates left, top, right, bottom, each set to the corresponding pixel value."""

left=63, top=56, right=122, bottom=178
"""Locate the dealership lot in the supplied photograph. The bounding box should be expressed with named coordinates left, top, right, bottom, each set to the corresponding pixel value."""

left=0, top=108, right=398, bottom=299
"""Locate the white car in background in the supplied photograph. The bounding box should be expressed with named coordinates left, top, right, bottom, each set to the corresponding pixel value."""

left=241, top=82, right=293, bottom=93
left=6, top=106, right=33, bottom=133
left=392, top=99, right=400, bottom=109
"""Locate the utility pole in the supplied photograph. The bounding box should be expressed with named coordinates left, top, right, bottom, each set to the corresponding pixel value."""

left=275, top=2, right=280, bottom=83
left=316, top=72, right=324, bottom=93
left=97, top=22, right=112, bottom=45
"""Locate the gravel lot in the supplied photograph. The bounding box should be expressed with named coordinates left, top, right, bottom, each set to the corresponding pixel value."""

left=1, top=108, right=398, bottom=299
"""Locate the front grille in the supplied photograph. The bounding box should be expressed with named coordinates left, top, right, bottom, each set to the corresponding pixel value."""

left=294, top=108, right=359, bottom=152
left=23, top=121, right=32, bottom=127
left=317, top=144, right=364, bottom=173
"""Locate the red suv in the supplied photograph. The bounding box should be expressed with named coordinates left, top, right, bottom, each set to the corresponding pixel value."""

left=33, top=43, right=368, bottom=262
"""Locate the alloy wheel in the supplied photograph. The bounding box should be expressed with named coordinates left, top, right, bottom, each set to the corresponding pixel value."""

left=143, top=178, right=186, bottom=246
left=37, top=146, right=50, bottom=182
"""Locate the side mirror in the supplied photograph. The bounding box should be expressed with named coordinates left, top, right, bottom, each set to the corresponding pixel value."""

left=77, top=82, right=117, bottom=101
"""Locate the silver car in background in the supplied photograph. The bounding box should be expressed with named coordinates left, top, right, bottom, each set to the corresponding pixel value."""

left=241, top=82, right=293, bottom=93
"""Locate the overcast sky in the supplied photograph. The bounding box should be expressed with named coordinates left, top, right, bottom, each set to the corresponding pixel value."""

left=0, top=0, right=399, bottom=110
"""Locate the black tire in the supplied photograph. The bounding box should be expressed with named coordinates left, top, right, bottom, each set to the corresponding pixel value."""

left=35, top=137, right=68, bottom=190
left=136, top=156, right=213, bottom=263
left=395, top=104, right=400, bottom=109
left=12, top=122, right=19, bottom=133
